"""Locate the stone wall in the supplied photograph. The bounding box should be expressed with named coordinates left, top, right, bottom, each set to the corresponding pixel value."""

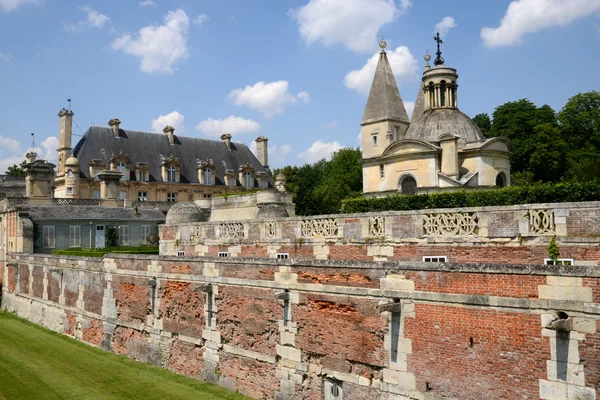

left=160, top=202, right=600, bottom=268
left=2, top=253, right=599, bottom=400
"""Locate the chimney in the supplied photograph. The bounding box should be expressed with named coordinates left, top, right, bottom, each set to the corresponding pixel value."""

left=58, top=109, right=74, bottom=150
left=221, top=133, right=232, bottom=150
left=24, top=159, right=56, bottom=205
left=108, top=118, right=121, bottom=137
left=163, top=125, right=175, bottom=145
left=97, top=170, right=123, bottom=207
left=255, top=136, right=268, bottom=168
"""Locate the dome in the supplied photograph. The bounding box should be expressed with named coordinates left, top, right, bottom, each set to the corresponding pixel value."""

left=65, top=155, right=80, bottom=167
left=275, top=172, right=286, bottom=181
left=166, top=202, right=205, bottom=225
left=405, top=109, right=485, bottom=144
left=256, top=204, right=289, bottom=220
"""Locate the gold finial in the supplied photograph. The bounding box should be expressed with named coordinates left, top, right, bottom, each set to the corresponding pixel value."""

left=424, top=50, right=431, bottom=68
left=379, top=36, right=387, bottom=51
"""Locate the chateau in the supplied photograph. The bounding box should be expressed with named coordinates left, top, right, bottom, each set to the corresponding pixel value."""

left=361, top=37, right=512, bottom=196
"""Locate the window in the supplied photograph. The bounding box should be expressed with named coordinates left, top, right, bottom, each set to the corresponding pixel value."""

left=394, top=126, right=399, bottom=141
left=423, top=256, right=447, bottom=263
left=177, top=251, right=186, bottom=257
left=243, top=172, right=253, bottom=188
left=118, top=225, right=130, bottom=246
left=92, top=189, right=101, bottom=199
left=544, top=258, right=573, bottom=266
left=167, top=165, right=177, bottom=183
left=261, top=179, right=268, bottom=189
left=371, top=133, right=378, bottom=146
left=400, top=176, right=417, bottom=195
left=141, top=225, right=151, bottom=243
left=203, top=194, right=212, bottom=199
left=218, top=252, right=229, bottom=257
left=228, top=177, right=236, bottom=187
left=276, top=253, right=289, bottom=259
left=138, top=191, right=148, bottom=201
left=94, top=168, right=102, bottom=177
left=496, top=172, right=506, bottom=188
left=167, top=192, right=177, bottom=202
left=67, top=187, right=73, bottom=195
left=203, top=168, right=212, bottom=185
left=380, top=165, right=385, bottom=179
left=116, top=162, right=127, bottom=181
left=120, top=191, right=127, bottom=200
left=43, top=226, right=55, bottom=248
left=139, top=170, right=147, bottom=182
left=67, top=169, right=73, bottom=178
left=69, top=226, right=81, bottom=248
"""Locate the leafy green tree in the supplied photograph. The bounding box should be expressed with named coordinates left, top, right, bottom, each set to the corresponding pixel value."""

left=471, top=113, right=492, bottom=136
left=558, top=91, right=600, bottom=149
left=5, top=160, right=26, bottom=176
left=528, top=123, right=567, bottom=183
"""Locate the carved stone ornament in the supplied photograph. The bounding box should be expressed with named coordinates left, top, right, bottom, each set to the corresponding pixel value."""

left=265, top=221, right=277, bottom=239
left=300, top=219, right=339, bottom=238
left=369, top=216, right=385, bottom=236
left=528, top=210, right=555, bottom=235
left=423, top=212, right=478, bottom=237
left=219, top=223, right=244, bottom=239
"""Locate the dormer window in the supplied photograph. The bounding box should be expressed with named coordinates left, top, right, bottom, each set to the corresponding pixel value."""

left=116, top=162, right=127, bottom=181
left=139, top=170, right=147, bottom=182
left=244, top=171, right=253, bottom=188
left=167, top=165, right=177, bottom=183
left=203, top=168, right=213, bottom=185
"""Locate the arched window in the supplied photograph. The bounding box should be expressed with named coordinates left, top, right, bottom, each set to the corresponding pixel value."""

left=400, top=176, right=417, bottom=195
left=167, top=165, right=177, bottom=183
left=496, top=172, right=506, bottom=188
left=67, top=169, right=73, bottom=178
left=440, top=80, right=446, bottom=107
left=244, top=172, right=253, bottom=188
left=228, top=176, right=236, bottom=187
left=116, top=162, right=127, bottom=181
left=203, top=168, right=212, bottom=185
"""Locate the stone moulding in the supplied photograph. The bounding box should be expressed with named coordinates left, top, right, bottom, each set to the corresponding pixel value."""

left=265, top=221, right=277, bottom=239
left=423, top=212, right=478, bottom=237
left=528, top=209, right=555, bottom=235
left=300, top=219, right=339, bottom=238
left=218, top=223, right=244, bottom=239
left=369, top=216, right=385, bottom=236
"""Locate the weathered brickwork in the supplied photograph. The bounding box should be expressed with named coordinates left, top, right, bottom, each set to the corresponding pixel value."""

left=2, top=243, right=599, bottom=400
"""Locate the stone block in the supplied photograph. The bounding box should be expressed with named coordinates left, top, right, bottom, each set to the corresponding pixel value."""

left=550, top=337, right=580, bottom=364
left=539, top=380, right=567, bottom=400
left=546, top=360, right=585, bottom=386
left=380, top=276, right=415, bottom=292
left=547, top=276, right=583, bottom=287
left=280, top=331, right=295, bottom=346
left=538, top=286, right=593, bottom=302
left=567, top=385, right=596, bottom=400
left=572, top=318, right=597, bottom=334
left=382, top=369, right=416, bottom=390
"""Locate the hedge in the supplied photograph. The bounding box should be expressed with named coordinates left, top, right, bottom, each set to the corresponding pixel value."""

left=340, top=182, right=600, bottom=214
left=52, top=246, right=159, bottom=258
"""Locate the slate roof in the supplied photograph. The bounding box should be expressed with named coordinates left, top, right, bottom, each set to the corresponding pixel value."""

left=361, top=51, right=409, bottom=125
left=404, top=109, right=486, bottom=144
left=411, top=83, right=425, bottom=122
left=72, top=126, right=269, bottom=186
left=28, top=205, right=166, bottom=221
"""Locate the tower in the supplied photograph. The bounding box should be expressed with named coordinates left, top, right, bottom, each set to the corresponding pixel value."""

left=360, top=38, right=410, bottom=159
left=57, top=108, right=74, bottom=177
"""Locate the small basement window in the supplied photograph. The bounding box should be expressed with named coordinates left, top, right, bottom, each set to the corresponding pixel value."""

left=544, top=258, right=573, bottom=266
left=423, top=256, right=447, bottom=263
left=218, top=252, right=229, bottom=257
left=177, top=251, right=186, bottom=257
left=276, top=253, right=289, bottom=259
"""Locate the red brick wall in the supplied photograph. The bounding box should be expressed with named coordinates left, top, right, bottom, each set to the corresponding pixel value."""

left=82, top=318, right=104, bottom=346
left=168, top=339, right=205, bottom=379
left=329, top=244, right=371, bottom=261
left=19, top=266, right=29, bottom=294
left=160, top=281, right=205, bottom=338
left=6, top=265, right=16, bottom=292
left=47, top=271, right=61, bottom=303
left=218, top=262, right=277, bottom=281
left=113, top=276, right=149, bottom=324
left=583, top=278, right=600, bottom=304
left=581, top=327, right=600, bottom=391
left=406, top=271, right=545, bottom=298
left=405, top=304, right=549, bottom=400
left=217, top=286, right=280, bottom=356
left=31, top=266, right=44, bottom=298
left=112, top=326, right=144, bottom=355
left=294, top=267, right=381, bottom=288
left=219, top=353, right=279, bottom=400
left=83, top=272, right=105, bottom=315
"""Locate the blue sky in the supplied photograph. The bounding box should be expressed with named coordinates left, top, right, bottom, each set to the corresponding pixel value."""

left=0, top=0, right=599, bottom=171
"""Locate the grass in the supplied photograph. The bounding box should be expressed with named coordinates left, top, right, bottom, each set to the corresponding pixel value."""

left=51, top=246, right=159, bottom=258
left=0, top=311, right=249, bottom=400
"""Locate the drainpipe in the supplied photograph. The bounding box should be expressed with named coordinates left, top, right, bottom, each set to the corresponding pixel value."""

left=89, top=220, right=93, bottom=249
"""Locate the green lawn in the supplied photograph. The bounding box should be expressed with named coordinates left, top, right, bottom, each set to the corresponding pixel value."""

left=0, top=312, right=249, bottom=400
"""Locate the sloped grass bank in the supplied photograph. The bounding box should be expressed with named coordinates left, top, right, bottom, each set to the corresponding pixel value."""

left=0, top=312, right=248, bottom=400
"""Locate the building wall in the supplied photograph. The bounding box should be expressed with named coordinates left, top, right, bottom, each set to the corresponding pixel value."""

left=2, top=253, right=598, bottom=400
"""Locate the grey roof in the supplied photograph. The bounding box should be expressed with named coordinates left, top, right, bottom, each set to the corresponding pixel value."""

left=361, top=51, right=409, bottom=125
left=28, top=205, right=166, bottom=221
left=73, top=126, right=270, bottom=186
left=404, top=109, right=486, bottom=144
left=411, top=83, right=425, bottom=122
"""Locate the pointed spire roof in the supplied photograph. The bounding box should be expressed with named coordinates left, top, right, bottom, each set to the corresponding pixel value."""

left=411, top=83, right=425, bottom=122
left=361, top=49, right=409, bottom=125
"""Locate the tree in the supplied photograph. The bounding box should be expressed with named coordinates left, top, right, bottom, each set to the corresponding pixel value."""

left=471, top=113, right=492, bottom=136
left=5, top=160, right=26, bottom=176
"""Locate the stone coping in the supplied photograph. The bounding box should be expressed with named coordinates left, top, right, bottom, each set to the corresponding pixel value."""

left=9, top=252, right=600, bottom=278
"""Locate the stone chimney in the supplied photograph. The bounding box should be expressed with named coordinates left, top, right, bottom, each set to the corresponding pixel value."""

left=25, top=151, right=37, bottom=164
left=108, top=118, right=121, bottom=137
left=221, top=133, right=232, bottom=150
left=97, top=170, right=123, bottom=207
left=23, top=159, right=56, bottom=205
left=163, top=125, right=175, bottom=145
left=57, top=108, right=74, bottom=176
left=255, top=136, right=268, bottom=169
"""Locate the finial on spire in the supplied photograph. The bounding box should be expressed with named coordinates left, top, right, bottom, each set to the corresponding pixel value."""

left=433, top=32, right=445, bottom=66
left=379, top=36, right=387, bottom=52
left=424, top=50, right=431, bottom=69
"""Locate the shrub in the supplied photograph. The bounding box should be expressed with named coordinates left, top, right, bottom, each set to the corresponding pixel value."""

left=52, top=246, right=159, bottom=258
left=340, top=182, right=600, bottom=214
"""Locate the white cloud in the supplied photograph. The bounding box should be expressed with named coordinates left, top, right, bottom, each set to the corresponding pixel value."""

left=195, top=116, right=261, bottom=137
left=40, top=136, right=58, bottom=163
left=64, top=6, right=111, bottom=32
left=111, top=9, right=190, bottom=74
left=0, top=52, right=13, bottom=63
left=228, top=81, right=309, bottom=118
left=0, top=136, right=21, bottom=153
left=193, top=14, right=209, bottom=26
left=322, top=120, right=338, bottom=128
left=481, top=0, right=600, bottom=47
left=0, top=134, right=59, bottom=172
left=344, top=45, right=418, bottom=95
left=139, top=0, right=155, bottom=7
left=435, top=16, right=457, bottom=37
left=404, top=101, right=415, bottom=119
left=399, top=0, right=412, bottom=12
left=297, top=140, right=342, bottom=163
left=151, top=111, right=185, bottom=134
left=0, top=0, right=38, bottom=13
left=289, top=0, right=399, bottom=53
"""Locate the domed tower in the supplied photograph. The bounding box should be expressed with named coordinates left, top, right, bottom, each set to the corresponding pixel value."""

left=63, top=154, right=81, bottom=198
